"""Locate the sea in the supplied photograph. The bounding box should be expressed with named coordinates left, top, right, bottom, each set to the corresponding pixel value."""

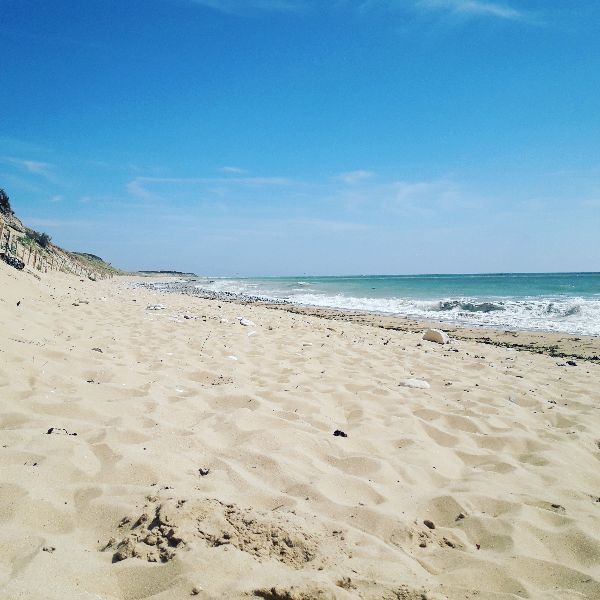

left=183, top=272, right=600, bottom=336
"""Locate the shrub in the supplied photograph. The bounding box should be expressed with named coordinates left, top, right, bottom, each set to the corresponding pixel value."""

left=26, top=228, right=52, bottom=248
left=0, top=189, right=12, bottom=215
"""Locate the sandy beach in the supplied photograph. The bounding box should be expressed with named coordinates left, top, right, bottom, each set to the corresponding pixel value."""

left=2, top=264, right=600, bottom=600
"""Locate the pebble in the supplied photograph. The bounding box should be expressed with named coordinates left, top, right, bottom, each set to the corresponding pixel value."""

left=399, top=379, right=430, bottom=389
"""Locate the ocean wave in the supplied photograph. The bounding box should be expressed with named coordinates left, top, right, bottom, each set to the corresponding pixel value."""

left=184, top=279, right=600, bottom=336
left=283, top=294, right=599, bottom=335
left=435, top=300, right=504, bottom=313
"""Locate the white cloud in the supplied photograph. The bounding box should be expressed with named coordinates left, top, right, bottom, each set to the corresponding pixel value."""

left=23, top=218, right=92, bottom=228
left=180, top=0, right=530, bottom=24
left=418, top=0, right=523, bottom=20
left=337, top=177, right=466, bottom=215
left=3, top=157, right=52, bottom=176
left=188, top=0, right=301, bottom=15
left=221, top=166, right=247, bottom=174
left=358, top=0, right=527, bottom=22
left=336, top=170, right=375, bottom=184
left=127, top=175, right=295, bottom=202
left=125, top=170, right=471, bottom=222
left=390, top=179, right=458, bottom=203
left=290, top=218, right=373, bottom=232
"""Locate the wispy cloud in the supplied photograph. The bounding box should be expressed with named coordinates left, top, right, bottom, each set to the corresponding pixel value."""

left=187, top=0, right=301, bottom=16
left=22, top=218, right=93, bottom=229
left=358, top=0, right=528, bottom=22
left=334, top=176, right=467, bottom=216
left=336, top=170, right=375, bottom=184
left=221, top=166, right=247, bottom=175
left=417, top=0, right=524, bottom=20
left=390, top=178, right=458, bottom=203
left=289, top=217, right=373, bottom=232
left=3, top=156, right=53, bottom=176
left=124, top=170, right=472, bottom=223
left=127, top=175, right=296, bottom=203
left=181, top=0, right=531, bottom=24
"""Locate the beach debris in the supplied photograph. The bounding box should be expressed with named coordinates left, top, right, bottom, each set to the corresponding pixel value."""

left=0, top=252, right=25, bottom=270
left=146, top=304, right=166, bottom=311
left=46, top=427, right=77, bottom=436
left=254, top=585, right=335, bottom=599
left=199, top=468, right=210, bottom=476
left=399, top=379, right=430, bottom=389
left=199, top=333, right=211, bottom=354
left=333, top=429, right=348, bottom=438
left=248, top=331, right=257, bottom=337
left=191, top=586, right=203, bottom=595
left=227, top=355, right=238, bottom=361
left=302, top=342, right=313, bottom=347
left=423, top=519, right=436, bottom=530
left=16, top=300, right=21, bottom=307
left=42, top=546, right=56, bottom=553
left=422, top=328, right=450, bottom=344
left=220, top=317, right=229, bottom=323
left=92, top=347, right=103, bottom=353
left=566, top=360, right=577, bottom=367
left=238, top=317, right=255, bottom=326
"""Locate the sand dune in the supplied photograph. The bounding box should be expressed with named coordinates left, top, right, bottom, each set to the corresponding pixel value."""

left=1, top=264, right=599, bottom=599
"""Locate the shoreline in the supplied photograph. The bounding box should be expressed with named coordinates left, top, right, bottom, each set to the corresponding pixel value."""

left=132, top=277, right=600, bottom=363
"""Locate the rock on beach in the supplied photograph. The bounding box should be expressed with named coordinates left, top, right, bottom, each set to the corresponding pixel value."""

left=399, top=379, right=430, bottom=389
left=422, top=328, right=450, bottom=344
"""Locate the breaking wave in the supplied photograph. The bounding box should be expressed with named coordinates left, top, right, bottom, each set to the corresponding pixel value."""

left=188, top=276, right=600, bottom=336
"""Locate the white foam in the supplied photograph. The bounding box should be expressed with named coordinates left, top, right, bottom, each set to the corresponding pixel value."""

left=185, top=279, right=600, bottom=336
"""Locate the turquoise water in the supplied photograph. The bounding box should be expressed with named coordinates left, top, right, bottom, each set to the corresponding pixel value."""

left=193, top=272, right=600, bottom=335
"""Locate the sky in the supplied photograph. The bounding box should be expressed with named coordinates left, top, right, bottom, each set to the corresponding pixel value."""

left=1, top=0, right=599, bottom=276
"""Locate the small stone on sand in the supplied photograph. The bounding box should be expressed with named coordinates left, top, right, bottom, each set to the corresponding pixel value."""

left=422, top=328, right=450, bottom=344
left=399, top=379, right=430, bottom=389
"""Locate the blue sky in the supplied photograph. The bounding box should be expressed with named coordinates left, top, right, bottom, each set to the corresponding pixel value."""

left=1, top=0, right=599, bottom=275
